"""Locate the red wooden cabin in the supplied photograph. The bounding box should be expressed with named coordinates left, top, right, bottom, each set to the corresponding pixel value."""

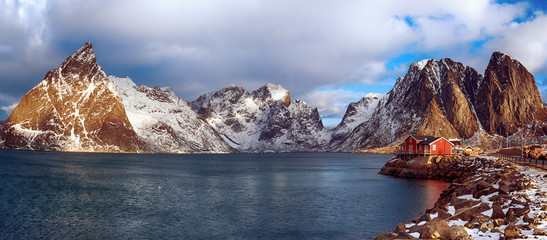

left=531, top=145, right=543, bottom=152
left=401, top=135, right=454, bottom=155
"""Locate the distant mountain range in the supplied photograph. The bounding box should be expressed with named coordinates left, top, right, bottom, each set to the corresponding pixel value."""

left=1, top=43, right=545, bottom=153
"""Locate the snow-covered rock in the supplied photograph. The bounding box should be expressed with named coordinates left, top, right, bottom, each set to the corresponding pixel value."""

left=191, top=84, right=331, bottom=152
left=331, top=93, right=382, bottom=142
left=110, top=76, right=232, bottom=153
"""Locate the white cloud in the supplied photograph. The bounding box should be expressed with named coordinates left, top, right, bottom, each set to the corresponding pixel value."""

left=302, top=88, right=370, bottom=118
left=485, top=12, right=547, bottom=74
left=1, top=103, right=17, bottom=115
left=2, top=0, right=547, bottom=124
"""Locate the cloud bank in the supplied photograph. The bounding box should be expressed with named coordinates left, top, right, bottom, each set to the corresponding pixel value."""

left=1, top=0, right=547, bottom=124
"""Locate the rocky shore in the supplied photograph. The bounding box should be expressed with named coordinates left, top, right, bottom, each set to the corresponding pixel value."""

left=376, top=155, right=547, bottom=239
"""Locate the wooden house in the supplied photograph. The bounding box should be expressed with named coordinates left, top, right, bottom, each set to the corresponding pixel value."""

left=400, top=135, right=454, bottom=155
left=531, top=145, right=543, bottom=152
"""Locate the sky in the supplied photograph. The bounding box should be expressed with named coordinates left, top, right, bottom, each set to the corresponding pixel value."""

left=2, top=0, right=547, bottom=128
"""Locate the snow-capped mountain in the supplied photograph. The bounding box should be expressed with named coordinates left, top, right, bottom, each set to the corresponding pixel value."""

left=191, top=84, right=331, bottom=152
left=0, top=43, right=146, bottom=152
left=2, top=42, right=545, bottom=153
left=335, top=51, right=547, bottom=151
left=110, top=76, right=232, bottom=153
left=331, top=93, right=382, bottom=142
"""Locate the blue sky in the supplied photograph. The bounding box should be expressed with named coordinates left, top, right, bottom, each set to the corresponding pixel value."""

left=1, top=0, right=547, bottom=128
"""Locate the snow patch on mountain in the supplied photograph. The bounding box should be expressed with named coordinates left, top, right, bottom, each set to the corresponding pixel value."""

left=110, top=76, right=231, bottom=153
left=191, top=84, right=330, bottom=152
left=331, top=93, right=383, bottom=142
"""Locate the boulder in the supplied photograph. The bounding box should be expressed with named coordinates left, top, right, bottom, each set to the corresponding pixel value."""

left=523, top=214, right=537, bottom=224
left=479, top=222, right=494, bottom=233
left=513, top=206, right=531, bottom=218
left=491, top=203, right=506, bottom=219
left=504, top=224, right=521, bottom=239
left=394, top=223, right=408, bottom=233
left=374, top=233, right=397, bottom=240
left=454, top=198, right=480, bottom=210
left=408, top=224, right=423, bottom=233
left=473, top=187, right=497, bottom=198
left=474, top=180, right=491, bottom=192
left=455, top=186, right=473, bottom=196
left=448, top=225, right=470, bottom=240
left=534, top=228, right=547, bottom=236
left=451, top=202, right=491, bottom=222
left=395, top=231, right=416, bottom=239
left=420, top=218, right=450, bottom=239
left=493, top=218, right=507, bottom=227
left=498, top=182, right=512, bottom=195
left=491, top=226, right=503, bottom=233
left=418, top=214, right=431, bottom=222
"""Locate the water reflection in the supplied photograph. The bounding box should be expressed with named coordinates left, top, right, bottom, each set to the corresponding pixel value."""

left=0, top=151, right=450, bottom=240
left=423, top=179, right=450, bottom=209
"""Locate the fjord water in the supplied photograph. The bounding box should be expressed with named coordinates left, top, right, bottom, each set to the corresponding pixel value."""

left=0, top=150, right=448, bottom=239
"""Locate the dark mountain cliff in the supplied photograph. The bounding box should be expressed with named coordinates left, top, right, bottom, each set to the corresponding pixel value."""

left=335, top=52, right=547, bottom=151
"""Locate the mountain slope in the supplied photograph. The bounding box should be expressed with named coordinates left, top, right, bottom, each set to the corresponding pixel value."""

left=191, top=84, right=331, bottom=152
left=331, top=93, right=382, bottom=142
left=474, top=51, right=547, bottom=136
left=0, top=43, right=146, bottom=152
left=335, top=52, right=547, bottom=151
left=111, top=76, right=232, bottom=153
left=336, top=58, right=481, bottom=150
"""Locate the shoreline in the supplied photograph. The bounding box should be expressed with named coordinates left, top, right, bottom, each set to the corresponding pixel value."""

left=376, top=155, right=547, bottom=239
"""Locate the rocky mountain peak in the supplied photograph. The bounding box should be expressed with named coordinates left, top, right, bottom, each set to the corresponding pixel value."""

left=50, top=42, right=105, bottom=84
left=252, top=83, right=291, bottom=107
left=332, top=93, right=383, bottom=142
left=412, top=59, right=433, bottom=71
left=0, top=42, right=146, bottom=152
left=475, top=51, right=547, bottom=136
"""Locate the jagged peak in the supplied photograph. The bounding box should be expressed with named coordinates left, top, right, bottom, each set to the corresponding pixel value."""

left=412, top=59, right=433, bottom=70
left=489, top=51, right=520, bottom=67
left=254, top=83, right=289, bottom=99
left=364, top=93, right=383, bottom=99
left=49, top=42, right=107, bottom=84
left=252, top=83, right=291, bottom=106
left=60, top=42, right=97, bottom=68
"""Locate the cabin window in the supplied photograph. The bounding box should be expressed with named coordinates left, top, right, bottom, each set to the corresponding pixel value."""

left=409, top=145, right=413, bottom=153
left=432, top=145, right=436, bottom=151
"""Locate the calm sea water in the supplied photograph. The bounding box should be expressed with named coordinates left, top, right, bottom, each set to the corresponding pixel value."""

left=0, top=150, right=448, bottom=240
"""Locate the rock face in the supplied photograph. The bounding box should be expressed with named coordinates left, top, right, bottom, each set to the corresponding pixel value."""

left=111, top=76, right=232, bottom=153
left=331, top=93, right=381, bottom=142
left=337, top=58, right=482, bottom=150
left=474, top=51, right=547, bottom=136
left=336, top=52, right=547, bottom=151
left=191, top=84, right=331, bottom=152
left=0, top=43, right=146, bottom=152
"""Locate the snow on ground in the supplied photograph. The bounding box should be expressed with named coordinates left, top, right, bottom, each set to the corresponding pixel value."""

left=398, top=156, right=547, bottom=239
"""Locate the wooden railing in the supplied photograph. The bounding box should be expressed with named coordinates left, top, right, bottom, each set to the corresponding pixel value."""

left=491, top=153, right=547, bottom=171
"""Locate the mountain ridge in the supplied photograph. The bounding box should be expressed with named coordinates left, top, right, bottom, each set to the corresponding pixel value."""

left=336, top=51, right=547, bottom=151
left=1, top=42, right=546, bottom=153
